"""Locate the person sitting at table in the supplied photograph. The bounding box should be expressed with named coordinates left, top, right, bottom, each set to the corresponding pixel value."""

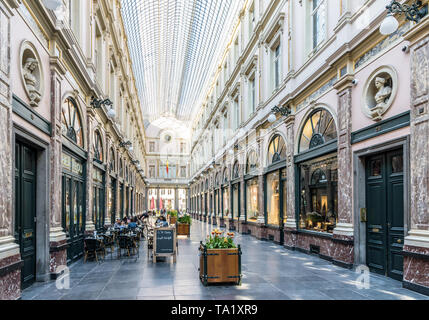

left=155, top=216, right=169, bottom=227
left=114, top=219, right=122, bottom=228
left=129, top=217, right=137, bottom=229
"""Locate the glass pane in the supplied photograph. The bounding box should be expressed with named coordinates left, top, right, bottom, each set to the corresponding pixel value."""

left=371, top=159, right=382, bottom=177
left=233, top=185, right=239, bottom=220
left=283, top=180, right=287, bottom=224
left=392, top=155, right=403, bottom=173
left=246, top=179, right=259, bottom=221
left=79, top=182, right=84, bottom=231
left=266, top=172, right=280, bottom=226
left=65, top=178, right=70, bottom=234
left=299, top=153, right=337, bottom=233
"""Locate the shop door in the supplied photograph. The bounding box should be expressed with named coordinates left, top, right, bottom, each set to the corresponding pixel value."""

left=366, top=149, right=404, bottom=281
left=62, top=176, right=85, bottom=263
left=15, top=141, right=37, bottom=289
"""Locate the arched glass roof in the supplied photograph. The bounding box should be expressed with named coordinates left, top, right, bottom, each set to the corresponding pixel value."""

left=121, top=0, right=242, bottom=123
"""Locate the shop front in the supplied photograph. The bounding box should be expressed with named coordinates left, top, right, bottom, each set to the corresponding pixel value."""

left=241, top=150, right=259, bottom=235
left=230, top=161, right=240, bottom=231
left=61, top=149, right=86, bottom=264
left=61, top=98, right=87, bottom=264
left=284, top=108, right=340, bottom=262
left=264, top=135, right=287, bottom=244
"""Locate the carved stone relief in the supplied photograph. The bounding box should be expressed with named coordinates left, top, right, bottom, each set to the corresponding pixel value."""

left=362, top=66, right=398, bottom=121
left=20, top=41, right=43, bottom=107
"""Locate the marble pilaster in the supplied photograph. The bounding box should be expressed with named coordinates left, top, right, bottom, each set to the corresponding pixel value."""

left=0, top=2, right=21, bottom=300
left=403, top=17, right=429, bottom=292
left=48, top=56, right=68, bottom=277
left=332, top=75, right=355, bottom=265
left=85, top=111, right=96, bottom=232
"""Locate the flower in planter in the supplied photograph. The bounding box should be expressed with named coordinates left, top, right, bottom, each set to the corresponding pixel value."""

left=204, top=229, right=236, bottom=249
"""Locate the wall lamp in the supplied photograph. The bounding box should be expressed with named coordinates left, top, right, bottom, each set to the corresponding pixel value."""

left=380, top=1, right=428, bottom=35
left=132, top=160, right=140, bottom=165
left=90, top=96, right=116, bottom=119
left=120, top=141, right=133, bottom=152
left=268, top=105, right=292, bottom=123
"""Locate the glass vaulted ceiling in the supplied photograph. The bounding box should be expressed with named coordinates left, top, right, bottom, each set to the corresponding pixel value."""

left=121, top=0, right=242, bottom=123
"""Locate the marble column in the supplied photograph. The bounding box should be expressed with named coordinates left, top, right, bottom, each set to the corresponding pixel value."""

left=48, top=56, right=67, bottom=277
left=104, top=135, right=112, bottom=226
left=85, top=111, right=96, bottom=233
left=256, top=137, right=265, bottom=224
left=0, top=1, right=21, bottom=300
left=174, top=187, right=178, bottom=211
left=333, top=75, right=355, bottom=267
left=403, top=20, right=429, bottom=291
left=114, top=148, right=120, bottom=220
left=284, top=115, right=297, bottom=249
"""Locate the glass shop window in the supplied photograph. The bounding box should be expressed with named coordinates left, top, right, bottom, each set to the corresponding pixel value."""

left=246, top=178, right=259, bottom=221
left=266, top=171, right=280, bottom=226
left=299, top=154, right=338, bottom=233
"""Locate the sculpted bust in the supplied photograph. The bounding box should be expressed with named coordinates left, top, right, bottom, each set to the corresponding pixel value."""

left=23, top=57, right=42, bottom=107
left=370, top=76, right=392, bottom=121
left=374, top=77, right=392, bottom=107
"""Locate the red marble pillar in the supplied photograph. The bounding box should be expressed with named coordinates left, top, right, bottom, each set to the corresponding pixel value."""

left=85, top=111, right=96, bottom=233
left=403, top=21, right=429, bottom=294
left=0, top=1, right=22, bottom=300
left=332, top=75, right=355, bottom=268
left=48, top=56, right=68, bottom=278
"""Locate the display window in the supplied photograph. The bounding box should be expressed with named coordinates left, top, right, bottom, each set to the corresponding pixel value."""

left=246, top=178, right=258, bottom=221
left=298, top=153, right=338, bottom=233
left=266, top=171, right=280, bottom=226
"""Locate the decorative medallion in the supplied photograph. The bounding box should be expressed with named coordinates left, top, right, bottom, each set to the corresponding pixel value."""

left=20, top=40, right=43, bottom=107
left=362, top=66, right=398, bottom=121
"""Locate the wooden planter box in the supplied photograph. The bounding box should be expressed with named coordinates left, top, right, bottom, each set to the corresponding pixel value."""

left=177, top=223, right=190, bottom=237
left=199, top=242, right=242, bottom=286
left=170, top=216, right=177, bottom=225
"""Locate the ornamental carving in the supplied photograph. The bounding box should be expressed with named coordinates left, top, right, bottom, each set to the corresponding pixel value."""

left=20, top=41, right=43, bottom=107
left=362, top=66, right=398, bottom=121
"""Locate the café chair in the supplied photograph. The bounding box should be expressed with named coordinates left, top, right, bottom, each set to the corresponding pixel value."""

left=101, top=234, right=115, bottom=259
left=118, top=235, right=132, bottom=259
left=84, top=238, right=105, bottom=263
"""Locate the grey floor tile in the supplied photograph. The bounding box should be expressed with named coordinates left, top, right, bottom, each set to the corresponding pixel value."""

left=21, top=220, right=428, bottom=301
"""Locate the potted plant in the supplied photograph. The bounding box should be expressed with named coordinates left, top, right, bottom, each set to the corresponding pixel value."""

left=177, top=214, right=191, bottom=237
left=199, top=229, right=242, bottom=286
left=169, top=210, right=178, bottom=225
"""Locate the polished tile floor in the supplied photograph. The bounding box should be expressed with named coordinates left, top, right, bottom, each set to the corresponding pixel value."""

left=21, top=220, right=429, bottom=300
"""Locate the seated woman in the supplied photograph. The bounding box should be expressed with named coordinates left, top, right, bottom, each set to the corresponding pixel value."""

left=155, top=215, right=169, bottom=227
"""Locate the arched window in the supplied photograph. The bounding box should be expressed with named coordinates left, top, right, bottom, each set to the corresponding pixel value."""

left=205, top=179, right=209, bottom=190
left=215, top=173, right=220, bottom=187
left=232, top=161, right=240, bottom=179
left=268, top=134, right=286, bottom=165
left=299, top=108, right=337, bottom=153
left=93, top=131, right=103, bottom=163
left=223, top=168, right=229, bottom=184
left=62, top=97, right=84, bottom=147
left=311, top=168, right=327, bottom=185
left=246, top=150, right=258, bottom=174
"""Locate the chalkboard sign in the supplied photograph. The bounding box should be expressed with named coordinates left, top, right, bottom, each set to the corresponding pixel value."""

left=155, top=229, right=174, bottom=254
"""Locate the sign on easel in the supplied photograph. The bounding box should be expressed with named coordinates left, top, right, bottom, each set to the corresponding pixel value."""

left=153, top=226, right=177, bottom=263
